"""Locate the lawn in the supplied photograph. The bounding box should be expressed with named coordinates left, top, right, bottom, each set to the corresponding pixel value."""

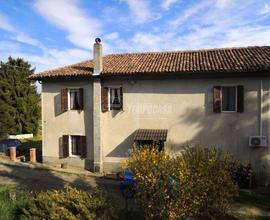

left=0, top=185, right=27, bottom=220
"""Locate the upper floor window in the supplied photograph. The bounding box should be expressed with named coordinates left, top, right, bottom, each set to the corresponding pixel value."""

left=221, top=86, right=236, bottom=112
left=70, top=89, right=82, bottom=110
left=213, top=85, right=244, bottom=113
left=109, top=87, right=123, bottom=110
left=61, top=88, right=84, bottom=112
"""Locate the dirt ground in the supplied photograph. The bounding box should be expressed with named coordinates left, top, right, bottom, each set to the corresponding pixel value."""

left=0, top=158, right=128, bottom=208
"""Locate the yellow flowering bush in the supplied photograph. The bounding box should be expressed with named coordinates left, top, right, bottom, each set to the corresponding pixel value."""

left=124, top=145, right=239, bottom=219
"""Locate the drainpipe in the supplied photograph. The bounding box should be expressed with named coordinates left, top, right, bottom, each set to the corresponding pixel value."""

left=259, top=79, right=263, bottom=136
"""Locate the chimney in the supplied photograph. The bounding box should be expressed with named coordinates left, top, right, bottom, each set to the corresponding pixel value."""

left=93, top=38, right=103, bottom=75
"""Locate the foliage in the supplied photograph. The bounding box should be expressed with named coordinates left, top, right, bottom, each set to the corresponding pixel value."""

left=20, top=185, right=117, bottom=220
left=233, top=162, right=254, bottom=189
left=20, top=136, right=42, bottom=162
left=124, top=145, right=239, bottom=219
left=0, top=57, right=40, bottom=138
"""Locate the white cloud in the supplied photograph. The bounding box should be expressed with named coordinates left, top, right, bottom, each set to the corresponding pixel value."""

left=259, top=4, right=270, bottom=14
left=0, top=12, right=15, bottom=32
left=169, top=1, right=212, bottom=28
left=161, top=0, right=179, bottom=10
left=121, top=0, right=152, bottom=24
left=13, top=34, right=46, bottom=51
left=33, top=0, right=101, bottom=49
left=215, top=0, right=233, bottom=9
left=103, top=32, right=119, bottom=41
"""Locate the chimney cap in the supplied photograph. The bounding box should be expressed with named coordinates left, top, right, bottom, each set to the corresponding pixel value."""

left=95, top=38, right=101, bottom=43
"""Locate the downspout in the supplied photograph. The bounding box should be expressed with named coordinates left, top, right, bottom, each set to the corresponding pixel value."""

left=259, top=79, right=263, bottom=136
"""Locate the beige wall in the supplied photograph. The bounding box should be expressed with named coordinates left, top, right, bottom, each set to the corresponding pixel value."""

left=41, top=76, right=270, bottom=183
left=101, top=77, right=270, bottom=183
left=42, top=80, right=93, bottom=169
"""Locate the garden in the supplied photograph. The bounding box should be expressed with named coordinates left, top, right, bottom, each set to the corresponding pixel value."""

left=0, top=145, right=270, bottom=219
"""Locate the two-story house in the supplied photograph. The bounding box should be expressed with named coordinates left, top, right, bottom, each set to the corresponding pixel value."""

left=30, top=39, right=270, bottom=184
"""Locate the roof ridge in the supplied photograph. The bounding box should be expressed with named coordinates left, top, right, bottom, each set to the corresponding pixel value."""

left=104, top=45, right=270, bottom=57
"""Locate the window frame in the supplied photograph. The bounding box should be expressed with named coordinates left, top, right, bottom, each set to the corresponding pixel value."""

left=68, top=88, right=82, bottom=111
left=108, top=86, right=122, bottom=111
left=68, top=135, right=82, bottom=157
left=220, top=86, right=238, bottom=113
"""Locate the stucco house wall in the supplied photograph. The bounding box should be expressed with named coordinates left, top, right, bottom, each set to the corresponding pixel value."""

left=40, top=76, right=270, bottom=183
left=101, top=77, right=270, bottom=183
left=41, top=79, right=93, bottom=169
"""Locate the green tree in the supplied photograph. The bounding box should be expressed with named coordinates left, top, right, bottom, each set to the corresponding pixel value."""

left=0, top=57, right=40, bottom=138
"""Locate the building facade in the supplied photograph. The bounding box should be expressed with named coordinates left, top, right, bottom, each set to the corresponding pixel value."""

left=30, top=41, right=270, bottom=184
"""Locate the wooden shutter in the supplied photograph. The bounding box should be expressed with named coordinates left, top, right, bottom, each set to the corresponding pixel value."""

left=61, top=88, right=68, bottom=112
left=79, top=88, right=84, bottom=110
left=120, top=87, right=123, bottom=110
left=237, top=85, right=244, bottom=113
left=101, top=86, right=108, bottom=112
left=80, top=136, right=87, bottom=158
left=62, top=135, right=69, bottom=158
left=213, top=86, right=221, bottom=113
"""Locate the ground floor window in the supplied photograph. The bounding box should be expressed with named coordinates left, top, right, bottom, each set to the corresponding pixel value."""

left=137, top=140, right=164, bottom=151
left=70, top=135, right=81, bottom=156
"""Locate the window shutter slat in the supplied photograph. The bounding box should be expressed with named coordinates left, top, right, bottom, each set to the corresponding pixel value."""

left=101, top=86, right=108, bottom=112
left=213, top=86, right=221, bottom=113
left=79, top=88, right=84, bottom=110
left=80, top=136, right=87, bottom=158
left=61, top=88, right=68, bottom=112
left=62, top=135, right=69, bottom=158
left=120, top=87, right=123, bottom=110
left=237, top=85, right=244, bottom=113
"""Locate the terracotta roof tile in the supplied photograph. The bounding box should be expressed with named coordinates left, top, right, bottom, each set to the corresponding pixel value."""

left=134, top=129, right=168, bottom=141
left=29, top=46, right=270, bottom=80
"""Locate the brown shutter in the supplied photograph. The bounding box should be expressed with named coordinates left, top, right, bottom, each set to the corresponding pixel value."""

left=101, top=86, right=108, bottom=112
left=213, top=86, right=221, bottom=113
left=120, top=87, right=123, bottom=110
left=62, top=135, right=69, bottom=158
left=79, top=88, right=84, bottom=110
left=80, top=136, right=87, bottom=158
left=237, top=85, right=244, bottom=113
left=61, top=88, right=68, bottom=112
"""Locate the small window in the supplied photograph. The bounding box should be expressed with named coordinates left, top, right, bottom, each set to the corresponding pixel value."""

left=221, top=86, right=237, bottom=112
left=137, top=140, right=164, bottom=152
left=69, top=89, right=82, bottom=110
left=109, top=88, right=122, bottom=110
left=70, top=135, right=81, bottom=156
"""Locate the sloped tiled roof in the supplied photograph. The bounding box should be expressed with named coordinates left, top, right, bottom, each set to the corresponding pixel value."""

left=134, top=129, right=168, bottom=141
left=29, top=46, right=270, bottom=80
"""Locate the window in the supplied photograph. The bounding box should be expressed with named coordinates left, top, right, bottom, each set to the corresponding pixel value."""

left=61, top=88, right=84, bottom=112
left=69, top=89, right=82, bottom=110
left=137, top=140, right=164, bottom=152
left=221, top=86, right=237, bottom=112
left=70, top=135, right=81, bottom=156
left=213, top=85, right=243, bottom=113
left=109, top=87, right=122, bottom=110
left=62, top=135, right=86, bottom=158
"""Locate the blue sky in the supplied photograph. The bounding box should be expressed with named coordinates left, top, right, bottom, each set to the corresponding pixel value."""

left=0, top=0, right=270, bottom=72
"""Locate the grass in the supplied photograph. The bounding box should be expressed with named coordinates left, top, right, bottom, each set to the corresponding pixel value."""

left=0, top=185, right=28, bottom=220
left=19, top=136, right=42, bottom=162
left=0, top=185, right=16, bottom=220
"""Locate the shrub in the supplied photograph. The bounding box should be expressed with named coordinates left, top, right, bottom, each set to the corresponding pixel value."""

left=20, top=185, right=117, bottom=220
left=234, top=162, right=254, bottom=189
left=124, top=145, right=239, bottom=219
